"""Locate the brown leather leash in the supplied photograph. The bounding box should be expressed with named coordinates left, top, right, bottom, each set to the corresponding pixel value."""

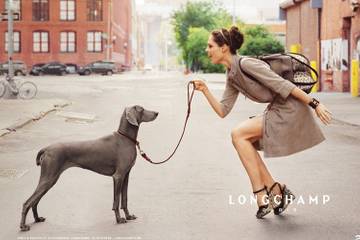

left=118, top=81, right=196, bottom=165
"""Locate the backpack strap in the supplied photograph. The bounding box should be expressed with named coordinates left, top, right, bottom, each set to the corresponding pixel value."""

left=281, top=52, right=319, bottom=81
left=238, top=57, right=279, bottom=100
left=238, top=57, right=271, bottom=83
left=238, top=57, right=260, bottom=83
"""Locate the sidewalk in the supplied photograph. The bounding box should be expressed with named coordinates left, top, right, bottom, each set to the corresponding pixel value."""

left=0, top=98, right=70, bottom=137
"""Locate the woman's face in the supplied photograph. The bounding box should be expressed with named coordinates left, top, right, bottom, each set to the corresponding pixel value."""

left=205, top=35, right=224, bottom=64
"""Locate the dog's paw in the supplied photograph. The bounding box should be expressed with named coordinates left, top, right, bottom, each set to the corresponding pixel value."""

left=116, top=217, right=127, bottom=224
left=20, top=224, right=30, bottom=231
left=35, top=217, right=46, bottom=223
left=126, top=214, right=137, bottom=220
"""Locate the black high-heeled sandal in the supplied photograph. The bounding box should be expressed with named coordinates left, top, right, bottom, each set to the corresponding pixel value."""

left=253, top=186, right=272, bottom=219
left=268, top=182, right=296, bottom=215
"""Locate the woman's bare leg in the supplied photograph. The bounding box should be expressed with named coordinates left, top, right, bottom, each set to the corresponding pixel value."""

left=231, top=116, right=280, bottom=204
left=251, top=145, right=281, bottom=196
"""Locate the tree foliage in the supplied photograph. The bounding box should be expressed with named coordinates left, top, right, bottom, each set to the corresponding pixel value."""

left=171, top=1, right=233, bottom=72
left=172, top=2, right=216, bottom=52
left=239, top=25, right=284, bottom=56
left=185, top=27, right=224, bottom=73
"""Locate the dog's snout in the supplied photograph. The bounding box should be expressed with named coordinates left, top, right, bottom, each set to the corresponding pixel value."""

left=155, top=112, right=159, bottom=116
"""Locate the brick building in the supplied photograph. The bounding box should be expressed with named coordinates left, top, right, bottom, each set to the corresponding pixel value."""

left=280, top=0, right=360, bottom=93
left=0, top=0, right=132, bottom=69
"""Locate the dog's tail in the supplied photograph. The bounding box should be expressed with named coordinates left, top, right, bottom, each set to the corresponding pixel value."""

left=36, top=148, right=46, bottom=166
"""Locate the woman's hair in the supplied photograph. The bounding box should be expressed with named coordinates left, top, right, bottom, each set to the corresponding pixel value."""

left=211, top=26, right=244, bottom=55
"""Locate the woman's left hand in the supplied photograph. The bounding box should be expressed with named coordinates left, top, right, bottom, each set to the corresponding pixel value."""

left=315, top=103, right=332, bottom=125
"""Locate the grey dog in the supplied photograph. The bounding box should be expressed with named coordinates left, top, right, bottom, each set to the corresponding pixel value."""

left=20, top=105, right=158, bottom=231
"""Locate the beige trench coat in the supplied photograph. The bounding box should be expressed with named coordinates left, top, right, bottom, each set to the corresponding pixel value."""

left=220, top=55, right=325, bottom=158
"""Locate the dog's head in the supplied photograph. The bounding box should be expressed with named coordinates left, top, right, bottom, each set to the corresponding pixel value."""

left=125, top=105, right=158, bottom=127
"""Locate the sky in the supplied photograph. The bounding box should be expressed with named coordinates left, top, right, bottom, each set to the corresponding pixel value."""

left=135, top=0, right=285, bottom=22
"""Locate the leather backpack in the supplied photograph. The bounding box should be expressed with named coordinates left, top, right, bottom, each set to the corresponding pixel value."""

left=239, top=52, right=318, bottom=94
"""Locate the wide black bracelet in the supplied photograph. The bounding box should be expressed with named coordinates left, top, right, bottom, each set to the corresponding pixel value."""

left=309, top=98, right=320, bottom=109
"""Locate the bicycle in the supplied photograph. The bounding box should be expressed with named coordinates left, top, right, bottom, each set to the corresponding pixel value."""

left=0, top=75, right=37, bottom=99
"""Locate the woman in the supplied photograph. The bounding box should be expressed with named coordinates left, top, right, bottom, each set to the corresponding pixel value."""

left=192, top=26, right=332, bottom=219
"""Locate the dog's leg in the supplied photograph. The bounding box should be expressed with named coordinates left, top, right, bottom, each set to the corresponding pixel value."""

left=20, top=159, right=63, bottom=231
left=32, top=201, right=46, bottom=223
left=121, top=171, right=136, bottom=220
left=112, top=173, right=126, bottom=224
left=20, top=176, right=59, bottom=231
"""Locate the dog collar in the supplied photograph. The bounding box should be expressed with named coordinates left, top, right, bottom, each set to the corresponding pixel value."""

left=117, top=130, right=139, bottom=145
left=116, top=130, right=153, bottom=163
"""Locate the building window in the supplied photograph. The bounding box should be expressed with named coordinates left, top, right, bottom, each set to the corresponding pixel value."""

left=5, top=31, right=21, bottom=53
left=33, top=31, right=49, bottom=53
left=60, top=31, right=76, bottom=52
left=87, top=31, right=102, bottom=52
left=60, top=0, right=75, bottom=21
left=87, top=0, right=102, bottom=21
left=5, top=0, right=21, bottom=20
left=32, top=0, right=49, bottom=21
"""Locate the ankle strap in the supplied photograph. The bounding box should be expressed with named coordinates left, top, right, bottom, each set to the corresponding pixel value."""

left=253, top=186, right=267, bottom=194
left=268, top=182, right=281, bottom=193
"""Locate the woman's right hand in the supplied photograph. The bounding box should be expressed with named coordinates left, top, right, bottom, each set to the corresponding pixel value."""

left=315, top=103, right=332, bottom=125
left=192, top=80, right=208, bottom=93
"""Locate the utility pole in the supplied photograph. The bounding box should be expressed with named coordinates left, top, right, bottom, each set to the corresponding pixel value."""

left=106, top=0, right=112, bottom=61
left=7, top=0, right=14, bottom=79
left=6, top=0, right=17, bottom=98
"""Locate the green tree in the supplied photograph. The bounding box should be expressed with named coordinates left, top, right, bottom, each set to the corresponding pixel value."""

left=240, top=25, right=284, bottom=56
left=172, top=1, right=236, bottom=72
left=185, top=27, right=224, bottom=73
left=172, top=1, right=217, bottom=69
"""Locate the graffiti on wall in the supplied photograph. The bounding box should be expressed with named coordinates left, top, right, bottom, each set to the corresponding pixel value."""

left=321, top=38, right=348, bottom=71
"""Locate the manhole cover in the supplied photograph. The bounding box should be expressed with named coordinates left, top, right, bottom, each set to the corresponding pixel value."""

left=0, top=169, right=28, bottom=179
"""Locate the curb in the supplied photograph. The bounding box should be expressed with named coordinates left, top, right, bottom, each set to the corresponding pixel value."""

left=0, top=129, right=10, bottom=137
left=0, top=101, right=71, bottom=138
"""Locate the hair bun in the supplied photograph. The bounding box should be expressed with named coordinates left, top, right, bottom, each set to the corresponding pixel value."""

left=229, top=26, right=244, bottom=54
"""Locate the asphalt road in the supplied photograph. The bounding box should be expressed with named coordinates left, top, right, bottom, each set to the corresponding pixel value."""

left=0, top=72, right=359, bottom=240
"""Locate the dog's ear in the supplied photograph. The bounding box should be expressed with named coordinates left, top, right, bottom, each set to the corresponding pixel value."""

left=125, top=107, right=139, bottom=126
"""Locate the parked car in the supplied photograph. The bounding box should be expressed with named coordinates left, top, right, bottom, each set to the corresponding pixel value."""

left=0, top=60, right=27, bottom=76
left=31, top=62, right=68, bottom=76
left=29, top=63, right=45, bottom=75
left=65, top=63, right=78, bottom=74
left=78, top=61, right=118, bottom=75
